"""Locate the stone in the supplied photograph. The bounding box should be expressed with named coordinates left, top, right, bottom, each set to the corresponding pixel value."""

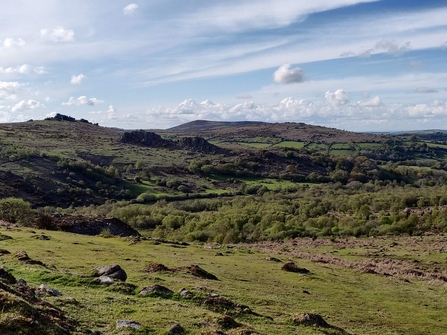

left=167, top=323, right=185, bottom=334
left=116, top=320, right=141, bottom=329
left=93, top=264, right=127, bottom=282
left=140, top=284, right=173, bottom=296
left=0, top=268, right=17, bottom=284
left=281, top=262, right=310, bottom=274
left=38, top=284, right=62, bottom=296
left=293, top=313, right=329, bottom=327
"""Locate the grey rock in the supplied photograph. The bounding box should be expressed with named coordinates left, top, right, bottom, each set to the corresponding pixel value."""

left=168, top=323, right=185, bottom=334
left=38, top=284, right=62, bottom=296
left=140, top=284, right=173, bottom=296
left=116, top=320, right=141, bottom=329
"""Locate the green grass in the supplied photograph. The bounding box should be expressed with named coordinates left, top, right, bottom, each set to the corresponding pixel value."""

left=273, top=141, right=305, bottom=149
left=237, top=142, right=271, bottom=148
left=355, top=142, right=383, bottom=150
left=1, top=228, right=446, bottom=334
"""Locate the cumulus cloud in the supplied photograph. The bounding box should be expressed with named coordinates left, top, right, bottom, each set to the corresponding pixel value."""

left=62, top=96, right=104, bottom=106
left=0, top=81, right=21, bottom=100
left=357, top=96, right=382, bottom=107
left=70, top=74, right=86, bottom=85
left=11, top=100, right=42, bottom=112
left=273, top=64, right=305, bottom=84
left=123, top=3, right=139, bottom=15
left=108, top=105, right=116, bottom=113
left=325, top=89, right=350, bottom=107
left=40, top=27, right=75, bottom=42
left=3, top=38, right=25, bottom=48
left=0, top=64, right=30, bottom=74
left=412, top=87, right=439, bottom=94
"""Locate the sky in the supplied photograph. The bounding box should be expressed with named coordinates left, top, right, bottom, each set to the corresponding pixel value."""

left=0, top=0, right=446, bottom=132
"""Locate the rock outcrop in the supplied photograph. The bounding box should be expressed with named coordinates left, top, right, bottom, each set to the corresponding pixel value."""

left=180, top=136, right=225, bottom=154
left=121, top=130, right=173, bottom=147
left=52, top=215, right=141, bottom=237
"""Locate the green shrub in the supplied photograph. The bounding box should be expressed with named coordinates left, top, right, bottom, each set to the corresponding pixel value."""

left=0, top=197, right=34, bottom=224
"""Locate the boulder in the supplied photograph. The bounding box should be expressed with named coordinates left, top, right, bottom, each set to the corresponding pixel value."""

left=37, top=284, right=62, bottom=296
left=140, top=284, right=173, bottom=296
left=293, top=313, right=329, bottom=327
left=0, top=268, right=16, bottom=284
left=116, top=320, right=141, bottom=329
left=168, top=323, right=185, bottom=334
left=93, top=264, right=127, bottom=284
left=281, top=262, right=310, bottom=274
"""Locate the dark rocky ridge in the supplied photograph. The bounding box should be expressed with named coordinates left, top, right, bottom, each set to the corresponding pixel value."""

left=52, top=215, right=141, bottom=237
left=181, top=136, right=225, bottom=154
left=121, top=130, right=173, bottom=148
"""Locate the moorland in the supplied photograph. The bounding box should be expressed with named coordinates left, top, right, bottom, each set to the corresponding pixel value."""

left=1, top=114, right=447, bottom=334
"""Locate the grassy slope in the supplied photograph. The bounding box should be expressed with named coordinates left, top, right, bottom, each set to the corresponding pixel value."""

left=1, top=227, right=446, bottom=334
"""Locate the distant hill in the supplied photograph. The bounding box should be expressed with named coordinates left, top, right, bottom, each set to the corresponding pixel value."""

left=165, top=120, right=386, bottom=143
left=167, top=120, right=266, bottom=132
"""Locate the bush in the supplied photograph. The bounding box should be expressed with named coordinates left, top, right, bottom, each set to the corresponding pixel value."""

left=0, top=197, right=34, bottom=224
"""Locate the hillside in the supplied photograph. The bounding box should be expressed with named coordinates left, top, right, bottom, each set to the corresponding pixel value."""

left=1, top=116, right=447, bottom=209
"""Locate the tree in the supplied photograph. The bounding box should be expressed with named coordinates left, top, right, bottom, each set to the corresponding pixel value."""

left=0, top=197, right=34, bottom=224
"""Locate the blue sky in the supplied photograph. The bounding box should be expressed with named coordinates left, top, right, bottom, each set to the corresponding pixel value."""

left=0, top=0, right=446, bottom=131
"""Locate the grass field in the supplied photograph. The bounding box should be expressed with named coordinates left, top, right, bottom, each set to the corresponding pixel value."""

left=273, top=141, right=306, bottom=149
left=1, top=227, right=446, bottom=334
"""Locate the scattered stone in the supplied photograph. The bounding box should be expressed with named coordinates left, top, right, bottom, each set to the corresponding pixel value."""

left=17, top=278, right=27, bottom=286
left=93, top=264, right=127, bottom=283
left=37, top=284, right=62, bottom=296
left=116, top=320, right=141, bottom=329
left=13, top=250, right=46, bottom=266
left=281, top=262, right=310, bottom=274
left=0, top=268, right=17, bottom=284
left=0, top=249, right=11, bottom=257
left=215, top=252, right=224, bottom=256
left=217, top=315, right=240, bottom=330
left=30, top=234, right=51, bottom=240
left=0, top=234, right=12, bottom=241
left=167, top=323, right=185, bottom=334
left=303, top=290, right=310, bottom=294
left=266, top=256, right=282, bottom=262
left=181, top=264, right=218, bottom=280
left=106, top=282, right=137, bottom=295
left=178, top=288, right=193, bottom=297
left=140, top=284, right=174, bottom=296
left=293, top=313, right=329, bottom=327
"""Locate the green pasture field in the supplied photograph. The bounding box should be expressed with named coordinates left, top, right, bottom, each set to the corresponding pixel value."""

left=1, top=228, right=446, bottom=334
left=273, top=141, right=306, bottom=149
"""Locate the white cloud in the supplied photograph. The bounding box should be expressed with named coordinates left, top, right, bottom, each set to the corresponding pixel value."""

left=375, top=39, right=411, bottom=56
left=341, top=39, right=411, bottom=58
left=358, top=96, right=382, bottom=107
left=3, top=38, right=25, bottom=48
left=273, top=64, right=305, bottom=84
left=107, top=105, right=116, bottom=113
left=123, top=4, right=139, bottom=15
left=40, top=26, right=75, bottom=42
left=413, top=87, right=438, bottom=94
left=62, top=96, right=104, bottom=106
left=11, top=100, right=42, bottom=112
left=325, top=89, right=350, bottom=107
left=70, top=74, right=86, bottom=85
left=0, top=64, right=30, bottom=74
left=34, top=67, right=46, bottom=74
left=0, top=81, right=21, bottom=100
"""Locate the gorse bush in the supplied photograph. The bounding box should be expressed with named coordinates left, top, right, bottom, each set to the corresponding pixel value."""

left=0, top=197, right=34, bottom=224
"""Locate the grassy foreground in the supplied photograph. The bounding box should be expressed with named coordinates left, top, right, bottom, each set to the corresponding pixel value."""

left=1, top=227, right=446, bottom=334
